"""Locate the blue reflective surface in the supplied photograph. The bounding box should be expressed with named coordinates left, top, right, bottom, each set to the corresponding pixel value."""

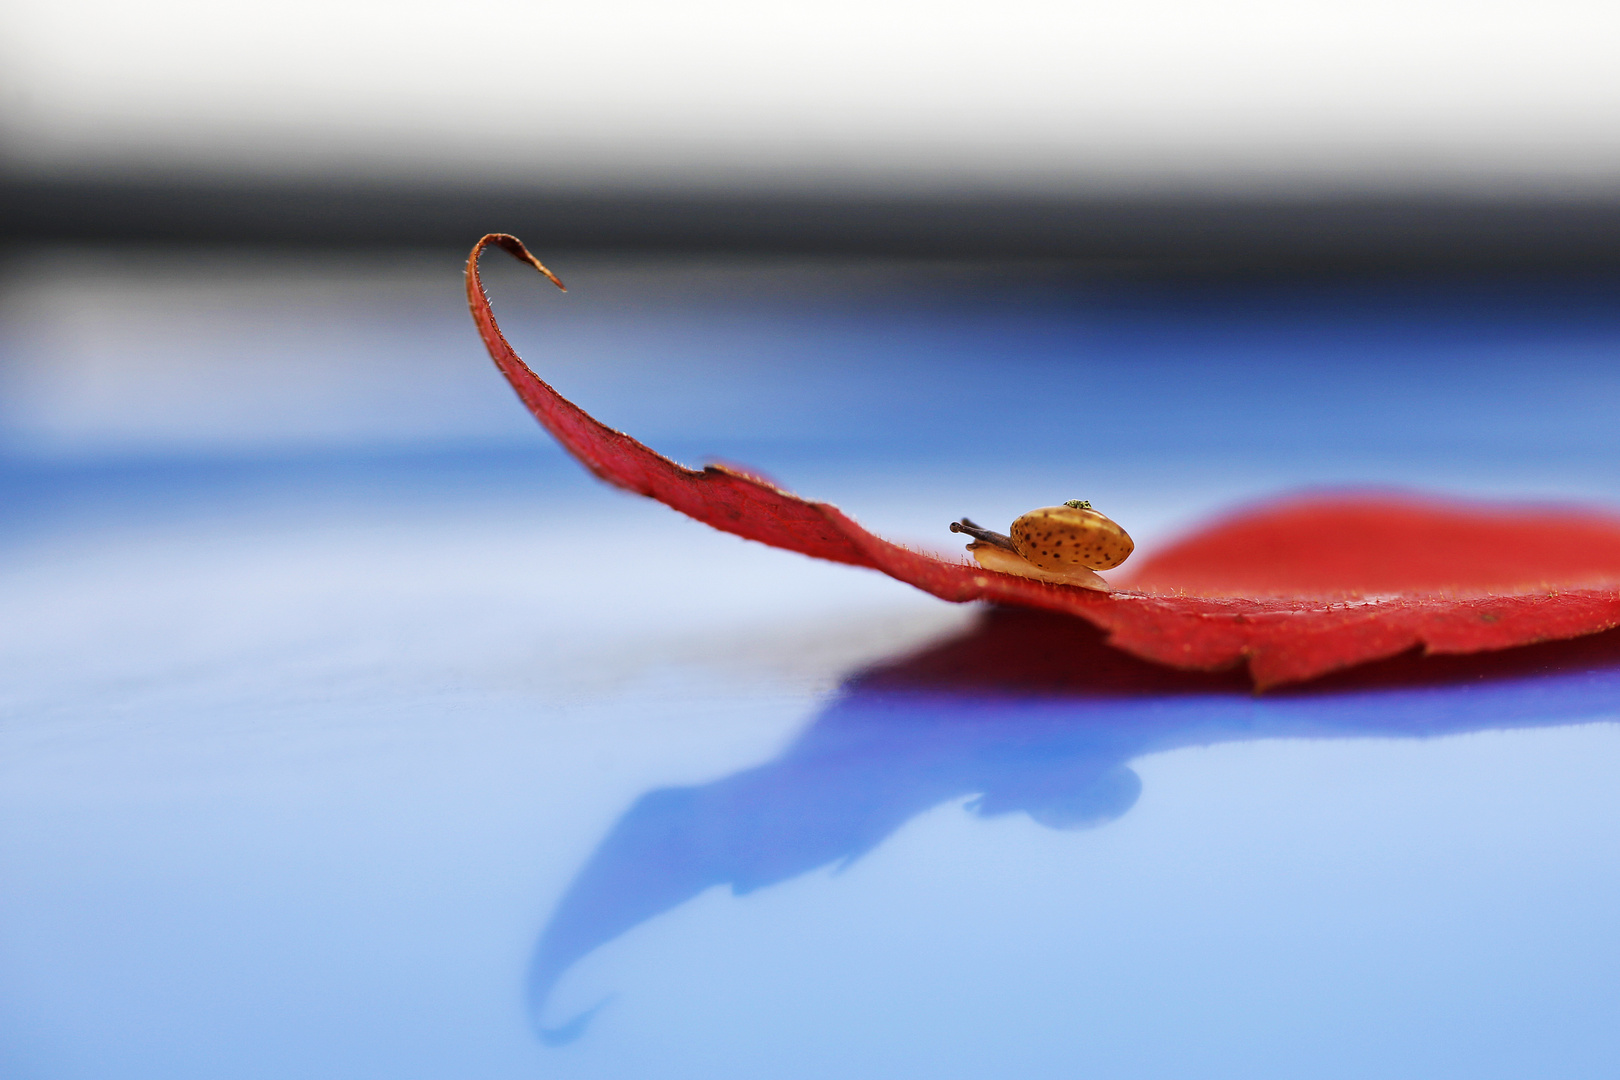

left=4, top=253, right=1620, bottom=1078
left=531, top=610, right=1620, bottom=1048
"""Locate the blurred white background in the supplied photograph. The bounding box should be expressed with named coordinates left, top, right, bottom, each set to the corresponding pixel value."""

left=4, top=0, right=1620, bottom=195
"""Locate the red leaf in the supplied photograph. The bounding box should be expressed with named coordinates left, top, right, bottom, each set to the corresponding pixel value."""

left=467, top=234, right=1620, bottom=689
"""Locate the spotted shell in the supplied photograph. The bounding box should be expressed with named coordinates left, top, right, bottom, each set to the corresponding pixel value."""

left=1010, top=505, right=1134, bottom=572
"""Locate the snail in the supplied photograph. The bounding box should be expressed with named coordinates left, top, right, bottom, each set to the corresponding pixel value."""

left=950, top=500, right=1133, bottom=591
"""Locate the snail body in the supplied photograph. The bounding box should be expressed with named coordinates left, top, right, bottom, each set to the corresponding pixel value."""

left=950, top=500, right=1133, bottom=591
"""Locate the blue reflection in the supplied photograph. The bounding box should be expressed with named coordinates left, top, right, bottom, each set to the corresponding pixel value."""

left=529, top=608, right=1620, bottom=1043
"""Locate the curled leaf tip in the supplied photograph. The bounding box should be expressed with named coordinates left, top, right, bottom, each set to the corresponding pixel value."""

left=472, top=232, right=567, bottom=292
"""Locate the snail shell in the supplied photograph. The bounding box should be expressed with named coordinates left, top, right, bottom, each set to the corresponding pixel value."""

left=1011, top=503, right=1134, bottom=572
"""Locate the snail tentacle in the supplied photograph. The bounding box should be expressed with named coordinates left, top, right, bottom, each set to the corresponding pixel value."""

left=950, top=518, right=1018, bottom=552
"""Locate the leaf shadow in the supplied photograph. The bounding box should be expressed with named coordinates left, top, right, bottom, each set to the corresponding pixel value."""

left=528, top=607, right=1620, bottom=1043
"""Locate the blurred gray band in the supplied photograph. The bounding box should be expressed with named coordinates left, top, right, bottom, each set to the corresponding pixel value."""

left=7, top=175, right=1620, bottom=271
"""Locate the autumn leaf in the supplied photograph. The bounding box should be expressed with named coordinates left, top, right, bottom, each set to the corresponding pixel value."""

left=466, top=233, right=1620, bottom=689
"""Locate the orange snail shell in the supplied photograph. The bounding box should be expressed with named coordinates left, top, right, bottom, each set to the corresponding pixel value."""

left=1010, top=504, right=1134, bottom=572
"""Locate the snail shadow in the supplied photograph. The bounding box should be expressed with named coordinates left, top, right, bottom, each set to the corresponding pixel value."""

left=529, top=608, right=1620, bottom=1044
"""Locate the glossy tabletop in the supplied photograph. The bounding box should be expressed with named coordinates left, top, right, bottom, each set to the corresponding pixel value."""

left=4, top=250, right=1620, bottom=1079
